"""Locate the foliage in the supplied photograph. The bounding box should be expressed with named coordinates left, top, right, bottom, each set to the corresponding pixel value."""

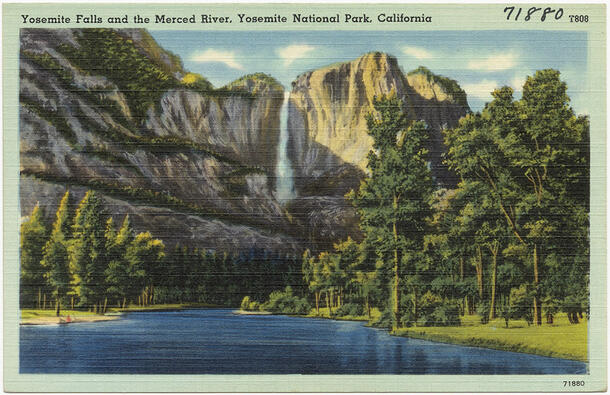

left=445, top=69, right=589, bottom=326
left=68, top=191, right=107, bottom=309
left=20, top=204, right=48, bottom=307
left=348, top=94, right=434, bottom=329
left=58, top=28, right=179, bottom=123
left=41, top=191, right=72, bottom=311
left=262, top=286, right=310, bottom=314
left=240, top=296, right=252, bottom=311
left=335, top=303, right=364, bottom=317
left=181, top=72, right=214, bottom=92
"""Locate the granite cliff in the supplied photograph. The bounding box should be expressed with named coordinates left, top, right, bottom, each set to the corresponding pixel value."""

left=19, top=28, right=297, bottom=252
left=285, top=53, right=469, bottom=250
left=19, top=30, right=470, bottom=254
left=287, top=53, right=469, bottom=194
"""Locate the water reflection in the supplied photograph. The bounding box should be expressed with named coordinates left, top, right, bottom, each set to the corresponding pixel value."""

left=20, top=309, right=587, bottom=374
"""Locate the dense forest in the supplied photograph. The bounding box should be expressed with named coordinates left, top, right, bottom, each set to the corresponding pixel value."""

left=21, top=69, right=589, bottom=330
left=20, top=190, right=304, bottom=315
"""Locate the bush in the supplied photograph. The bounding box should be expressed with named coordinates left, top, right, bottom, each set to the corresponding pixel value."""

left=509, top=285, right=534, bottom=325
left=240, top=296, right=252, bottom=311
left=335, top=303, right=364, bottom=317
left=415, top=291, right=461, bottom=327
left=370, top=308, right=393, bottom=329
left=262, top=286, right=310, bottom=314
left=477, top=300, right=491, bottom=324
left=431, top=304, right=461, bottom=327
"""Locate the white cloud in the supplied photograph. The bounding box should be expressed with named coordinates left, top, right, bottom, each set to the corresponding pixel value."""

left=277, top=44, right=315, bottom=66
left=402, top=46, right=434, bottom=60
left=191, top=49, right=244, bottom=70
left=467, top=52, right=519, bottom=72
left=510, top=75, right=526, bottom=91
left=462, top=79, right=500, bottom=100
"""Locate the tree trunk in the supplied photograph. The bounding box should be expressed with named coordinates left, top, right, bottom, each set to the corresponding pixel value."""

left=476, top=246, right=483, bottom=301
left=71, top=296, right=74, bottom=310
left=460, top=257, right=465, bottom=316
left=366, top=295, right=371, bottom=320
left=533, top=244, right=542, bottom=326
left=315, top=291, right=320, bottom=314
left=392, top=193, right=401, bottom=330
left=38, top=288, right=41, bottom=309
left=325, top=291, right=331, bottom=315
left=56, top=297, right=60, bottom=317
left=103, top=297, right=108, bottom=314
left=122, top=297, right=126, bottom=309
left=489, top=251, right=498, bottom=320
left=43, top=293, right=47, bottom=310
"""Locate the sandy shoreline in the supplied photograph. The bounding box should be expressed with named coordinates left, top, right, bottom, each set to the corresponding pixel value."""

left=232, top=310, right=272, bottom=315
left=20, top=314, right=121, bottom=326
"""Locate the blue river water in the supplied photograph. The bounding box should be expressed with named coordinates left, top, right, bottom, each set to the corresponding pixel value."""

left=20, top=308, right=586, bottom=374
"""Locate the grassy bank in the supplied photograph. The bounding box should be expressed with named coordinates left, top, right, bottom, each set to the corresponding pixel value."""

left=394, top=313, right=587, bottom=362
left=21, top=309, right=98, bottom=320
left=305, top=308, right=382, bottom=322
left=301, top=308, right=586, bottom=362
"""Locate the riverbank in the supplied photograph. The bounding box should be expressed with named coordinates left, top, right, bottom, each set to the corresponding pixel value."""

left=20, top=303, right=220, bottom=325
left=393, top=314, right=587, bottom=362
left=20, top=309, right=121, bottom=325
left=302, top=308, right=586, bottom=362
left=233, top=310, right=273, bottom=315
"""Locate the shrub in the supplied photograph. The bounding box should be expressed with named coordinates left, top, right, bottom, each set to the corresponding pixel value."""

left=262, top=286, right=310, bottom=314
left=431, top=304, right=461, bottom=327
left=509, top=285, right=534, bottom=325
left=415, top=291, right=461, bottom=327
left=335, top=303, right=364, bottom=317
left=240, top=296, right=252, bottom=311
left=477, top=300, right=491, bottom=324
left=370, top=308, right=393, bottom=329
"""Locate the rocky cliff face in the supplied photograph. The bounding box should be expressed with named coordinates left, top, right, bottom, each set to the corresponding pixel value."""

left=288, top=53, right=469, bottom=193
left=19, top=28, right=298, bottom=253
left=284, top=54, right=469, bottom=250
left=19, top=31, right=470, bottom=255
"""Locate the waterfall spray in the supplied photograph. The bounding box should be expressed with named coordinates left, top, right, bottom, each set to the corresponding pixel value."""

left=274, top=91, right=296, bottom=203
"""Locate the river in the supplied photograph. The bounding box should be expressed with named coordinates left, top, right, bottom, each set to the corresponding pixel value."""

left=20, top=309, right=586, bottom=374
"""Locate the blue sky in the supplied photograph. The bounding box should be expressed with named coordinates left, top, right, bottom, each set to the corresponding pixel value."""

left=150, top=30, right=588, bottom=113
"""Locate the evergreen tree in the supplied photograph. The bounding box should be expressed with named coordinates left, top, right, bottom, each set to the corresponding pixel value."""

left=105, top=215, right=134, bottom=308
left=20, top=204, right=48, bottom=308
left=41, top=191, right=72, bottom=315
left=68, top=191, right=107, bottom=310
left=348, top=95, right=434, bottom=329
left=124, top=231, right=165, bottom=306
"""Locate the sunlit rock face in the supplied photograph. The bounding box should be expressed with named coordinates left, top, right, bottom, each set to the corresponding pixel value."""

left=287, top=53, right=470, bottom=193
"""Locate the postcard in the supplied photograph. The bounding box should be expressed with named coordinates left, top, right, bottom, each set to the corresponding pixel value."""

left=3, top=2, right=607, bottom=392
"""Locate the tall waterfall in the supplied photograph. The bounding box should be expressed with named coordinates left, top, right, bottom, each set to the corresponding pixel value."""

left=274, top=92, right=296, bottom=203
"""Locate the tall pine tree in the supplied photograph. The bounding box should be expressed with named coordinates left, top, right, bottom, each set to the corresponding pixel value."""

left=68, top=191, right=107, bottom=310
left=20, top=204, right=48, bottom=308
left=41, top=191, right=72, bottom=316
left=348, top=95, right=434, bottom=329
